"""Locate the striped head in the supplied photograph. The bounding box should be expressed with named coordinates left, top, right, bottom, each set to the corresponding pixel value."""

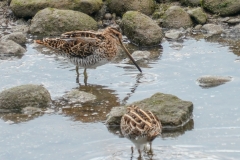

left=103, top=26, right=123, bottom=45
left=104, top=27, right=142, bottom=72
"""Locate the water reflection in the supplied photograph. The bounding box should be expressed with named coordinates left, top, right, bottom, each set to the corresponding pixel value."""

left=0, top=111, right=44, bottom=124
left=32, top=41, right=163, bottom=88
left=1, top=33, right=239, bottom=159
left=0, top=54, right=23, bottom=60
left=161, top=119, right=194, bottom=138
left=0, top=83, right=120, bottom=124
left=127, top=137, right=158, bottom=160
left=204, top=35, right=240, bottom=56
left=107, top=119, right=194, bottom=138
left=54, top=84, right=120, bottom=123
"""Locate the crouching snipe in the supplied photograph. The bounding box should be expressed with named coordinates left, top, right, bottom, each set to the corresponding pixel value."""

left=120, top=105, right=162, bottom=158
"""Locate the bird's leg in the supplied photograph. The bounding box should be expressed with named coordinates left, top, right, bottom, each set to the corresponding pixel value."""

left=138, top=149, right=142, bottom=158
left=83, top=68, right=88, bottom=86
left=76, top=66, right=80, bottom=84
left=149, top=142, right=153, bottom=155
left=130, top=146, right=134, bottom=159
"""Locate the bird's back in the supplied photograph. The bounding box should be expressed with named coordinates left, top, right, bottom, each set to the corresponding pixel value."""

left=35, top=29, right=120, bottom=67
left=121, top=105, right=162, bottom=141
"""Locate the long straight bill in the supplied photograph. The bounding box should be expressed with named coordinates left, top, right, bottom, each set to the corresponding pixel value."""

left=120, top=41, right=142, bottom=73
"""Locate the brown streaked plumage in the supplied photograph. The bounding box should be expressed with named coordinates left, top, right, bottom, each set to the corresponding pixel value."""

left=35, top=27, right=142, bottom=73
left=121, top=105, right=162, bottom=157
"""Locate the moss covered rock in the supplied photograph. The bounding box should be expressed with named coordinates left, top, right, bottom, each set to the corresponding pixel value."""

left=106, top=92, right=193, bottom=128
left=0, top=84, right=51, bottom=112
left=30, top=8, right=98, bottom=36
left=203, top=0, right=240, bottom=16
left=10, top=0, right=103, bottom=18
left=188, top=7, right=207, bottom=24
left=107, top=0, right=155, bottom=16
left=162, top=6, right=193, bottom=29
left=121, top=11, right=163, bottom=46
left=181, top=0, right=201, bottom=6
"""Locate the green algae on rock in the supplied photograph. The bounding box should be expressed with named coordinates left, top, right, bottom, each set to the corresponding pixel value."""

left=188, top=7, right=207, bottom=24
left=107, top=0, right=155, bottom=16
left=0, top=84, right=51, bottom=112
left=30, top=8, right=98, bottom=36
left=121, top=11, right=163, bottom=46
left=10, top=0, right=103, bottom=18
left=162, top=6, right=193, bottom=29
left=203, top=0, right=240, bottom=16
left=180, top=0, right=201, bottom=6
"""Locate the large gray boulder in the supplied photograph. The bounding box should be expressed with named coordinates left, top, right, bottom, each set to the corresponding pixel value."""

left=0, top=40, right=26, bottom=56
left=106, top=92, right=193, bottom=128
left=203, top=0, right=240, bottom=16
left=0, top=84, right=51, bottom=112
left=10, top=0, right=103, bottom=18
left=107, top=0, right=155, bottom=16
left=30, top=8, right=98, bottom=36
left=121, top=11, right=163, bottom=46
left=188, top=7, right=207, bottom=24
left=162, top=6, right=193, bottom=29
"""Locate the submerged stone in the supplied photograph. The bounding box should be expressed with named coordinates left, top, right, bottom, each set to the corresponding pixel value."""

left=62, top=89, right=96, bottom=104
left=106, top=92, right=193, bottom=129
left=197, top=75, right=232, bottom=88
left=131, top=51, right=151, bottom=60
left=22, top=106, right=42, bottom=115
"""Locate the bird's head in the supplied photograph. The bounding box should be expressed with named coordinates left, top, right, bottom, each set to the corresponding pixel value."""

left=104, top=26, right=142, bottom=73
left=104, top=26, right=123, bottom=43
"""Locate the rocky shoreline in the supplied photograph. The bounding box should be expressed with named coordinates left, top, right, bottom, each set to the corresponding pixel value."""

left=0, top=0, right=239, bottom=53
left=0, top=0, right=239, bottom=127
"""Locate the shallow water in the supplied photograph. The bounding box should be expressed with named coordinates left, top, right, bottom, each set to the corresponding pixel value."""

left=0, top=36, right=240, bottom=160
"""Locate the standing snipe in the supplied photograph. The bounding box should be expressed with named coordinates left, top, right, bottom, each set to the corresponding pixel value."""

left=35, top=27, right=142, bottom=84
left=120, top=105, right=162, bottom=158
